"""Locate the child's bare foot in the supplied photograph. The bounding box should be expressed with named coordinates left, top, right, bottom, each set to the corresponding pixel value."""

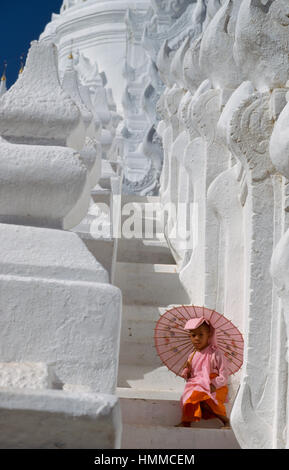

left=218, top=416, right=230, bottom=429
left=174, top=421, right=191, bottom=428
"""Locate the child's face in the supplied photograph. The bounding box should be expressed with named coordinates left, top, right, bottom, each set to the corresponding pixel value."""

left=189, top=324, right=210, bottom=351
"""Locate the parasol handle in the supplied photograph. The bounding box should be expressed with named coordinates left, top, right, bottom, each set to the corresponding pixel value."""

left=182, top=349, right=197, bottom=370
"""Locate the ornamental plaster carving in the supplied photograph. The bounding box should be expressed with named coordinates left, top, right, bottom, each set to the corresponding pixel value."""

left=156, top=40, right=176, bottom=88
left=185, top=79, right=211, bottom=140
left=270, top=91, right=289, bottom=178
left=151, top=0, right=195, bottom=19
left=190, top=87, right=221, bottom=147
left=73, top=51, right=101, bottom=88
left=175, top=88, right=204, bottom=269
left=183, top=36, right=205, bottom=94
left=165, top=85, right=185, bottom=125
left=0, top=138, right=87, bottom=229
left=227, top=90, right=283, bottom=448
left=158, top=90, right=172, bottom=198
left=199, top=0, right=243, bottom=90
left=202, top=0, right=223, bottom=29
left=143, top=125, right=164, bottom=180
left=62, top=58, right=94, bottom=138
left=125, top=1, right=205, bottom=195
left=144, top=3, right=202, bottom=61
left=0, top=42, right=81, bottom=147
left=79, top=137, right=102, bottom=189
left=217, top=81, right=255, bottom=144
left=206, top=164, right=244, bottom=399
left=142, top=82, right=163, bottom=124
left=178, top=90, right=194, bottom=136
left=159, top=86, right=185, bottom=205
left=170, top=36, right=191, bottom=88
left=178, top=83, right=230, bottom=295
left=0, top=41, right=90, bottom=230
left=73, top=52, right=123, bottom=166
left=228, top=92, right=276, bottom=181
left=269, top=88, right=289, bottom=448
left=178, top=134, right=206, bottom=299
left=78, top=82, right=102, bottom=139
left=216, top=81, right=255, bottom=205
left=206, top=167, right=245, bottom=308
left=234, top=0, right=289, bottom=90
left=125, top=7, right=154, bottom=41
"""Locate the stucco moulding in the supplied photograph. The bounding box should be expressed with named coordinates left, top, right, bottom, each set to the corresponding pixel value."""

left=0, top=41, right=81, bottom=146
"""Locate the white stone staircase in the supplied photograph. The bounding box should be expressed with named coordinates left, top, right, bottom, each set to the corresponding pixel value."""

left=114, top=195, right=240, bottom=449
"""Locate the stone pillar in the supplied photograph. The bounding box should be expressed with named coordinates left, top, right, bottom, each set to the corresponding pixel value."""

left=228, top=90, right=281, bottom=448
left=270, top=88, right=289, bottom=449
left=228, top=0, right=289, bottom=449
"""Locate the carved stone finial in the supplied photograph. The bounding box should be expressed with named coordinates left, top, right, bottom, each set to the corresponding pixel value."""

left=156, top=40, right=175, bottom=87
left=269, top=93, right=289, bottom=179
left=0, top=41, right=81, bottom=147
left=183, top=36, right=204, bottom=93
left=170, top=36, right=191, bottom=89
left=0, top=62, right=7, bottom=97
left=61, top=55, right=95, bottom=142
left=234, top=0, right=289, bottom=90
left=228, top=92, right=276, bottom=181
left=217, top=80, right=255, bottom=143
left=0, top=41, right=89, bottom=229
left=200, top=0, right=242, bottom=90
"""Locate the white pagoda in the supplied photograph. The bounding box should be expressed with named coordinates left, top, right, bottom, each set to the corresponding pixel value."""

left=0, top=0, right=289, bottom=451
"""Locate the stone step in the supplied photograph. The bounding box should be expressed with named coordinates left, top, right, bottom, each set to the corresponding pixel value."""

left=121, top=305, right=162, bottom=323
left=119, top=304, right=188, bottom=366
left=117, top=388, right=230, bottom=429
left=117, top=365, right=236, bottom=413
left=121, top=304, right=184, bottom=323
left=117, top=238, right=175, bottom=264
left=115, top=262, right=190, bottom=306
left=117, top=365, right=184, bottom=393
left=117, top=387, right=181, bottom=401
left=119, top=305, right=188, bottom=364
left=120, top=315, right=158, bottom=343
left=119, top=318, right=182, bottom=366
left=121, top=423, right=240, bottom=450
left=119, top=340, right=162, bottom=366
left=117, top=390, right=182, bottom=427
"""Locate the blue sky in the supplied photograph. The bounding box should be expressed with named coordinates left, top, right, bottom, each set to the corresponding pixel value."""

left=0, top=0, right=63, bottom=87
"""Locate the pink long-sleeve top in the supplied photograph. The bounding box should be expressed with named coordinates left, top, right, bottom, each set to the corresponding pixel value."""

left=180, top=344, right=229, bottom=406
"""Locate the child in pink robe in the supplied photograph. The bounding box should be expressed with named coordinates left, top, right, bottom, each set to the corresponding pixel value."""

left=176, top=317, right=230, bottom=428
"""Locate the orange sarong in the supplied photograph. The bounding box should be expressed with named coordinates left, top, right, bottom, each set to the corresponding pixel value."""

left=182, top=373, right=228, bottom=422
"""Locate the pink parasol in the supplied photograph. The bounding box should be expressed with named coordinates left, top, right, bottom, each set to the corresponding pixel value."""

left=154, top=305, right=244, bottom=377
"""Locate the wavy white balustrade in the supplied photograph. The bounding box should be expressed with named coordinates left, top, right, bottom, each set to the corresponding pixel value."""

left=155, top=0, right=289, bottom=449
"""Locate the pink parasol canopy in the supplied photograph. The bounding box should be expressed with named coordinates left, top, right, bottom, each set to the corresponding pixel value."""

left=154, top=305, right=244, bottom=377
